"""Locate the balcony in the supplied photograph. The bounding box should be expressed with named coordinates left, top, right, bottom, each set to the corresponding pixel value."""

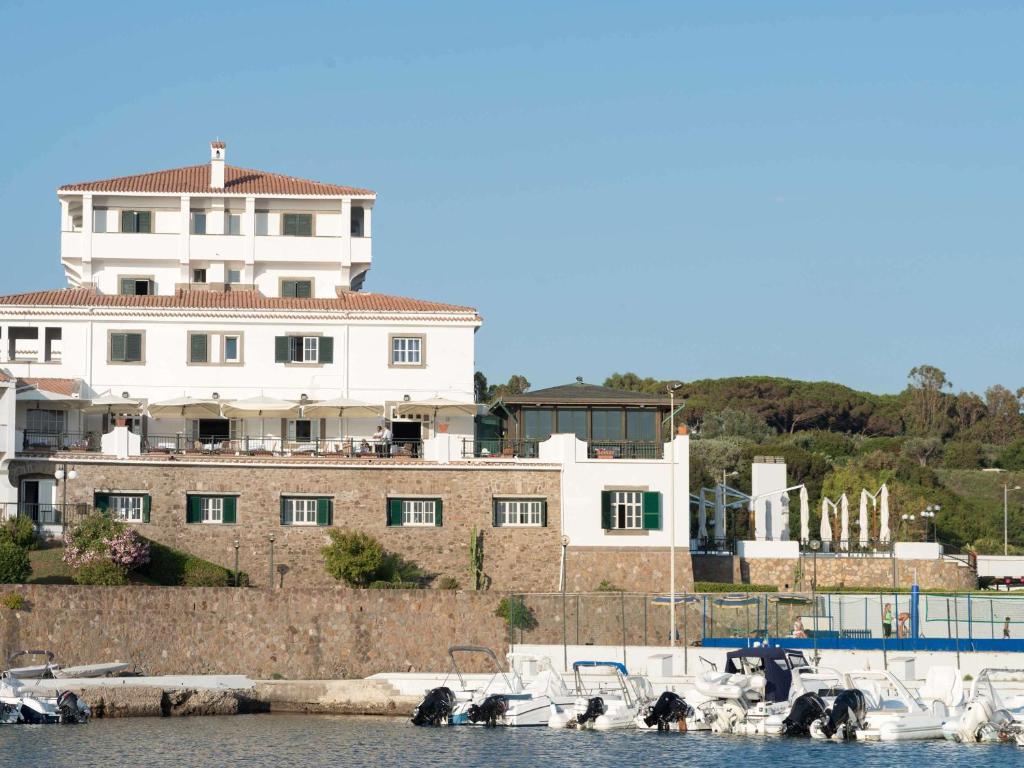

left=1, top=502, right=89, bottom=533
left=189, top=233, right=245, bottom=262
left=254, top=235, right=344, bottom=264
left=587, top=440, right=663, bottom=459
left=461, top=438, right=540, bottom=459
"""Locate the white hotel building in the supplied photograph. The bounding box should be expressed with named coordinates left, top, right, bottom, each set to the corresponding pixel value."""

left=0, top=142, right=693, bottom=593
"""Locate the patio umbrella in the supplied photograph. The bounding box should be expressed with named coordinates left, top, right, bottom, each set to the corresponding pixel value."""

left=82, top=391, right=144, bottom=414
left=146, top=396, right=222, bottom=419
left=698, top=492, right=708, bottom=540
left=820, top=498, right=832, bottom=543
left=300, top=397, right=383, bottom=419
left=220, top=396, right=300, bottom=418
left=799, top=485, right=810, bottom=543
left=714, top=484, right=726, bottom=542
left=879, top=484, right=891, bottom=543
left=840, top=493, right=850, bottom=551
left=859, top=489, right=870, bottom=548
left=395, top=397, right=476, bottom=432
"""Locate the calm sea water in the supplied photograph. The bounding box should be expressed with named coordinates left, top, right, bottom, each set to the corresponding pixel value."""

left=2, top=714, right=1021, bottom=768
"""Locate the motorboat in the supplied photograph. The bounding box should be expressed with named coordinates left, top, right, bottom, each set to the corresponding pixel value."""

left=548, top=661, right=654, bottom=730
left=6, top=649, right=129, bottom=680
left=693, top=646, right=812, bottom=735
left=942, top=667, right=1024, bottom=743
left=0, top=652, right=90, bottom=724
left=810, top=669, right=945, bottom=741
left=411, top=646, right=573, bottom=727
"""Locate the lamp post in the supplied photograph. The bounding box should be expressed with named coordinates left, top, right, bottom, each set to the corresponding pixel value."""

left=233, top=538, right=241, bottom=587
left=667, top=382, right=683, bottom=648
left=891, top=513, right=916, bottom=591
left=1004, top=484, right=1021, bottom=556
left=809, top=539, right=821, bottom=663
left=920, top=505, right=940, bottom=543
left=268, top=533, right=276, bottom=590
left=53, top=463, right=78, bottom=526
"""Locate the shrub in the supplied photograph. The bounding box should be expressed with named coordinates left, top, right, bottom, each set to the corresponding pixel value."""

left=0, top=540, right=31, bottom=584
left=495, top=596, right=537, bottom=631
left=998, top=439, right=1024, bottom=470
left=73, top=559, right=127, bottom=586
left=183, top=558, right=231, bottom=587
left=694, top=581, right=778, bottom=593
left=368, top=581, right=419, bottom=589
left=1, top=516, right=38, bottom=550
left=322, top=530, right=384, bottom=586
left=63, top=514, right=149, bottom=574
left=595, top=580, right=623, bottom=592
left=0, top=592, right=25, bottom=610
left=942, top=441, right=984, bottom=470
left=436, top=576, right=460, bottom=590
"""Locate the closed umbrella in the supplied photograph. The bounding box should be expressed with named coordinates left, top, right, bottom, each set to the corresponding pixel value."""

left=859, top=489, right=870, bottom=548
left=698, top=492, right=708, bottom=540
left=714, top=484, right=726, bottom=542
left=820, top=498, right=832, bottom=544
left=799, top=485, right=810, bottom=543
left=879, top=484, right=891, bottom=543
left=840, top=493, right=850, bottom=551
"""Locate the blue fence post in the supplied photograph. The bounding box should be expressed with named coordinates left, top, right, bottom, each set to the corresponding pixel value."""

left=910, top=584, right=920, bottom=648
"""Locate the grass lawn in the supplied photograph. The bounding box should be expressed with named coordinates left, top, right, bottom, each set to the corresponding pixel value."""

left=28, top=545, right=159, bottom=585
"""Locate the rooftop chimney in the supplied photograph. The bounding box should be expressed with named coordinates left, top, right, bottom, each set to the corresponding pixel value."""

left=210, top=140, right=226, bottom=189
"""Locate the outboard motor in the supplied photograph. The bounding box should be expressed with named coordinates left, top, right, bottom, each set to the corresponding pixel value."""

left=411, top=687, right=456, bottom=726
left=572, top=697, right=606, bottom=727
left=56, top=691, right=90, bottom=724
left=466, top=694, right=508, bottom=727
left=820, top=689, right=867, bottom=740
left=643, top=691, right=694, bottom=731
left=781, top=692, right=827, bottom=737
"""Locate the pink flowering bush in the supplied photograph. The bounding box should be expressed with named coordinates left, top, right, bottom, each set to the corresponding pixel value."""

left=63, top=515, right=150, bottom=584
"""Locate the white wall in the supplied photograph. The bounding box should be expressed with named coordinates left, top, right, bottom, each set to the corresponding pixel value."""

left=253, top=264, right=348, bottom=298
left=752, top=461, right=788, bottom=541
left=0, top=381, right=15, bottom=505
left=976, top=556, right=1024, bottom=579
left=540, top=433, right=690, bottom=549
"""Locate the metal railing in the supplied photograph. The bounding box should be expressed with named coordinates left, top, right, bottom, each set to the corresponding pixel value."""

left=1, top=501, right=90, bottom=530
left=587, top=440, right=662, bottom=459
left=460, top=438, right=540, bottom=459
left=141, top=435, right=422, bottom=459
left=20, top=431, right=99, bottom=453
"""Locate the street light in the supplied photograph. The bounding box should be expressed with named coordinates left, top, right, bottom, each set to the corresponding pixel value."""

left=233, top=538, right=241, bottom=587
left=1004, top=485, right=1021, bottom=557
left=54, top=464, right=78, bottom=525
left=268, top=533, right=276, bottom=590
left=809, top=539, right=821, bottom=663
left=667, top=382, right=683, bottom=649
left=920, top=504, right=940, bottom=542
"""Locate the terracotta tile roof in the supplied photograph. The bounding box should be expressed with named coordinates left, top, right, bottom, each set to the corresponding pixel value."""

left=58, top=164, right=374, bottom=197
left=210, top=140, right=226, bottom=149
left=0, top=288, right=477, bottom=315
left=15, top=377, right=80, bottom=396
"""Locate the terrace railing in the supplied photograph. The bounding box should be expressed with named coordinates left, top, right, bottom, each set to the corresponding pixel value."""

left=587, top=440, right=662, bottom=459
left=1, top=501, right=90, bottom=531
left=141, top=435, right=422, bottom=459
left=461, top=438, right=540, bottom=459
left=20, top=431, right=99, bottom=453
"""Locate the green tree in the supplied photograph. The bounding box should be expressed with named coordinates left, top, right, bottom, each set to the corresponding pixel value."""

left=904, top=365, right=953, bottom=437
left=322, top=531, right=384, bottom=586
left=603, top=372, right=665, bottom=394
left=902, top=436, right=943, bottom=467
left=474, top=371, right=489, bottom=403
left=982, top=385, right=1023, bottom=444
left=698, top=409, right=774, bottom=442
left=0, top=539, right=31, bottom=584
left=490, top=374, right=531, bottom=400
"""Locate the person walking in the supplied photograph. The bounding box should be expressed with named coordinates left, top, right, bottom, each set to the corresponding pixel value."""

left=882, top=603, right=893, bottom=638
left=1004, top=616, right=1011, bottom=639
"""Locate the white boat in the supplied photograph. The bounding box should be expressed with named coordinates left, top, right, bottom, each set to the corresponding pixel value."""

left=810, top=669, right=945, bottom=741
left=548, top=661, right=654, bottom=730
left=411, top=646, right=573, bottom=727
left=942, top=667, right=1024, bottom=743
left=694, top=646, right=813, bottom=735
left=5, top=649, right=129, bottom=680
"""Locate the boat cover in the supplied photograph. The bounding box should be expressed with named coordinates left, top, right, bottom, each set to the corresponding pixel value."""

left=723, top=647, right=799, bottom=703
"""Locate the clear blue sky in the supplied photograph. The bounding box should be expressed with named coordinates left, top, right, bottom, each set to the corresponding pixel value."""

left=1, top=1, right=1020, bottom=396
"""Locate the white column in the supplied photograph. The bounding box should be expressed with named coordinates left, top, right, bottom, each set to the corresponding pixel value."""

left=362, top=203, right=372, bottom=238
left=81, top=194, right=93, bottom=283
left=179, top=195, right=191, bottom=284
left=209, top=198, right=225, bottom=235
left=340, top=198, right=352, bottom=271
left=243, top=196, right=256, bottom=284
left=59, top=199, right=70, bottom=231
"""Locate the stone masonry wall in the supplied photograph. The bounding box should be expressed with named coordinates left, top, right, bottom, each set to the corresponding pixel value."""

left=742, top=555, right=977, bottom=591
left=0, top=585, right=507, bottom=678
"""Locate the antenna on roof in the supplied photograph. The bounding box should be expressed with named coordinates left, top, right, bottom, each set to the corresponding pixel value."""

left=576, top=376, right=583, bottom=384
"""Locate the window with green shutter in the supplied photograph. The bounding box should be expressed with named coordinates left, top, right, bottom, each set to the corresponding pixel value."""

left=493, top=499, right=546, bottom=527
left=281, top=279, right=313, bottom=298
left=387, top=498, right=442, bottom=527
left=281, top=213, right=313, bottom=237
left=110, top=332, right=144, bottom=363
left=99, top=493, right=149, bottom=522
left=603, top=490, right=646, bottom=530
left=641, top=491, right=661, bottom=530
left=318, top=336, right=334, bottom=364
left=189, top=333, right=209, bottom=364
left=600, top=491, right=612, bottom=530
left=280, top=496, right=331, bottom=526
left=187, top=495, right=238, bottom=525
left=93, top=492, right=110, bottom=516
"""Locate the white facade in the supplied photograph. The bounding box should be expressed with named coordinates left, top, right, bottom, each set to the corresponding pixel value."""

left=751, top=458, right=789, bottom=541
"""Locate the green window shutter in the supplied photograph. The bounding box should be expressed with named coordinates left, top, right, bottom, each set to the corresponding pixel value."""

left=222, top=496, right=237, bottom=525
left=434, top=499, right=443, bottom=527
left=110, top=333, right=126, bottom=362
left=319, top=336, right=334, bottom=364
left=125, top=333, right=143, bottom=362
left=190, top=333, right=208, bottom=363
left=187, top=496, right=201, bottom=524
left=387, top=498, right=403, bottom=527
left=280, top=497, right=289, bottom=525
left=642, top=491, right=661, bottom=530
left=600, top=491, right=612, bottom=530
left=142, top=494, right=151, bottom=523
left=121, top=210, right=134, bottom=232
left=137, top=211, right=152, bottom=233
left=492, top=500, right=500, bottom=528
left=316, top=497, right=333, bottom=526
left=275, top=336, right=289, bottom=363
left=541, top=500, right=548, bottom=528
left=93, top=492, right=110, bottom=516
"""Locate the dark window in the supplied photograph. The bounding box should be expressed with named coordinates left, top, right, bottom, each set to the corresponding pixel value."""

left=281, top=280, right=312, bottom=298
left=119, top=278, right=153, bottom=296
left=110, top=332, right=143, bottom=363
left=120, top=210, right=153, bottom=233
left=191, top=212, right=207, bottom=235
left=351, top=206, right=364, bottom=237
left=522, top=408, right=554, bottom=441
left=282, top=213, right=313, bottom=237
left=192, top=268, right=207, bottom=284
left=557, top=408, right=588, bottom=440
left=591, top=409, right=624, bottom=441
left=626, top=409, right=657, bottom=442
left=189, top=333, right=209, bottom=363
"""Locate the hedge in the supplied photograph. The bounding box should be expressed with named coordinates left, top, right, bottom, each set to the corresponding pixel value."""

left=693, top=581, right=778, bottom=593
left=138, top=539, right=248, bottom=586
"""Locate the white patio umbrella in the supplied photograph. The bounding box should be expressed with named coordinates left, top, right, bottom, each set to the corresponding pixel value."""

left=146, top=396, right=222, bottom=419
left=879, top=483, right=891, bottom=543
left=698, top=492, right=708, bottom=540
left=799, top=485, right=810, bottom=543
left=220, top=396, right=300, bottom=419
left=300, top=397, right=383, bottom=419
left=396, top=396, right=477, bottom=435
left=840, top=493, right=850, bottom=551
left=820, top=498, right=833, bottom=543
left=714, top=484, right=726, bottom=542
left=82, top=391, right=145, bottom=414
left=16, top=387, right=86, bottom=405
left=859, top=489, right=870, bottom=548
